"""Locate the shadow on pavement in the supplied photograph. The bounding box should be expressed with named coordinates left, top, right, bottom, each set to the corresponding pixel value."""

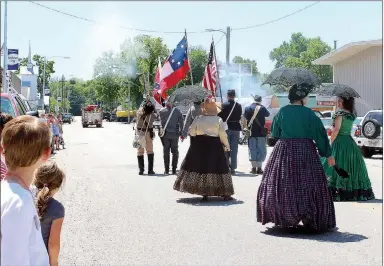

left=261, top=226, right=368, bottom=243
left=176, top=197, right=244, bottom=206
left=356, top=198, right=383, bottom=203
left=235, top=171, right=260, bottom=177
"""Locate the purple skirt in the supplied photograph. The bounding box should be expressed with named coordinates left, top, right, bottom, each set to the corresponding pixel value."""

left=257, top=139, right=336, bottom=231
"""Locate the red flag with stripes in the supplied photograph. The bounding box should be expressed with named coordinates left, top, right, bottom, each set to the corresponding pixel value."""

left=202, top=41, right=217, bottom=96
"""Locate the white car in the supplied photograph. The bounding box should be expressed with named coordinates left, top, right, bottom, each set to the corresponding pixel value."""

left=354, top=110, right=382, bottom=158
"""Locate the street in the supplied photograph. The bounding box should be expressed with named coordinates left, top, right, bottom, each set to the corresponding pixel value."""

left=55, top=118, right=382, bottom=265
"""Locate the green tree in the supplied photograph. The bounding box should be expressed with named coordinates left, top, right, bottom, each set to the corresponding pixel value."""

left=178, top=46, right=208, bottom=87
left=17, top=55, right=56, bottom=96
left=269, top=32, right=333, bottom=85
left=232, top=56, right=259, bottom=75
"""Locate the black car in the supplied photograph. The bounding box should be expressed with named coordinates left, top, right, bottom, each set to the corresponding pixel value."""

left=62, top=113, right=72, bottom=124
left=103, top=112, right=111, bottom=121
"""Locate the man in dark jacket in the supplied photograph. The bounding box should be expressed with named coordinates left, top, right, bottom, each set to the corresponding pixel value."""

left=218, top=89, right=242, bottom=174
left=243, top=95, right=270, bottom=174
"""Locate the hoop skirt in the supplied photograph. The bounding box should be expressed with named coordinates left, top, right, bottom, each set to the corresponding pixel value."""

left=257, top=139, right=336, bottom=231
left=174, top=135, right=234, bottom=196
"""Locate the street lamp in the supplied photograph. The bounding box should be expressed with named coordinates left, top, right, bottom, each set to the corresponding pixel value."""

left=41, top=56, right=71, bottom=109
left=206, top=27, right=231, bottom=65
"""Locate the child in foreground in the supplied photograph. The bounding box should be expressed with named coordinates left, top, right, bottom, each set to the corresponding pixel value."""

left=1, top=115, right=51, bottom=265
left=34, top=161, right=66, bottom=266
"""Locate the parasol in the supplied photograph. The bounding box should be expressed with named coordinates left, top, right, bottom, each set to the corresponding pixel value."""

left=167, top=85, right=212, bottom=106
left=317, top=83, right=361, bottom=98
left=262, top=67, right=321, bottom=90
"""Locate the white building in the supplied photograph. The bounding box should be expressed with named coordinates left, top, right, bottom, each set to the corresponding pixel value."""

left=312, top=39, right=382, bottom=116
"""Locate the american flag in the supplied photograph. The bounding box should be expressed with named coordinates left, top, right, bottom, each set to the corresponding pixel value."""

left=202, top=41, right=217, bottom=96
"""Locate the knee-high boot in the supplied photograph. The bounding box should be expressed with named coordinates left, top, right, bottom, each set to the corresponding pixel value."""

left=137, top=155, right=144, bottom=175
left=172, top=153, right=179, bottom=174
left=147, top=153, right=155, bottom=175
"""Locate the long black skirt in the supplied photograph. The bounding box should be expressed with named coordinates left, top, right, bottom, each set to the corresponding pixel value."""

left=174, top=135, right=234, bottom=196
left=257, top=139, right=336, bottom=231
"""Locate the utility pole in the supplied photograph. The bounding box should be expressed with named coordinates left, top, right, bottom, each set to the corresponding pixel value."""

left=334, top=40, right=337, bottom=50
left=61, top=75, right=65, bottom=113
left=226, top=26, right=231, bottom=65
left=2, top=0, right=8, bottom=93
left=127, top=81, right=131, bottom=123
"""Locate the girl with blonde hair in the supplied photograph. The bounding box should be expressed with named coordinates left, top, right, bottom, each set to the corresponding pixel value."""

left=174, top=98, right=235, bottom=201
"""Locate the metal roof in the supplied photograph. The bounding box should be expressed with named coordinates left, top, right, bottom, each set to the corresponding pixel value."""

left=312, top=39, right=382, bottom=65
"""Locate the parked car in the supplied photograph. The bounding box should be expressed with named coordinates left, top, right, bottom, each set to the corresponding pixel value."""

left=351, top=117, right=363, bottom=137
left=1, top=92, right=31, bottom=117
left=354, top=110, right=382, bottom=158
left=321, top=111, right=335, bottom=118
left=321, top=118, right=333, bottom=139
left=103, top=112, right=111, bottom=121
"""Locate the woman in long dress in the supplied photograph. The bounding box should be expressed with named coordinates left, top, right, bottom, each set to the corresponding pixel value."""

left=174, top=99, right=234, bottom=201
left=257, top=84, right=336, bottom=232
left=322, top=97, right=375, bottom=201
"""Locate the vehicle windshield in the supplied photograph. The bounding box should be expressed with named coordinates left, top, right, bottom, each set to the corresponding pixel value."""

left=321, top=118, right=333, bottom=127
left=1, top=97, right=16, bottom=117
left=366, top=111, right=383, bottom=126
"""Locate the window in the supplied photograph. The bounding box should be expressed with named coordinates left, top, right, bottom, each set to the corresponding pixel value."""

left=364, top=111, right=383, bottom=126
left=0, top=97, right=16, bottom=117
left=14, top=97, right=26, bottom=116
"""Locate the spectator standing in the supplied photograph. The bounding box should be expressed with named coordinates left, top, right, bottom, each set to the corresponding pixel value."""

left=243, top=95, right=270, bottom=174
left=159, top=103, right=184, bottom=175
left=218, top=90, right=242, bottom=174
left=1, top=115, right=51, bottom=265
left=0, top=112, right=14, bottom=180
left=33, top=162, right=66, bottom=266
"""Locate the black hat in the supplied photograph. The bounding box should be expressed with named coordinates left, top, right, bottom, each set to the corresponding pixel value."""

left=288, top=83, right=312, bottom=102
left=253, top=95, right=262, bottom=103
left=227, top=89, right=236, bottom=97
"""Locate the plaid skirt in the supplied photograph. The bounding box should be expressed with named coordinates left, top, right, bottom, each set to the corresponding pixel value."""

left=257, top=138, right=336, bottom=231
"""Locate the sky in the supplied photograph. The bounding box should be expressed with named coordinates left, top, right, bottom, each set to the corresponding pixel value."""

left=1, top=1, right=382, bottom=81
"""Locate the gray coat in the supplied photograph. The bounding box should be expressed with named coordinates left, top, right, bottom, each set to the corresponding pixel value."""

left=159, top=106, right=184, bottom=139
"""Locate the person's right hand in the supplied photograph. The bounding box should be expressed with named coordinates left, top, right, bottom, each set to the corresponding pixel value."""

left=327, top=156, right=335, bottom=166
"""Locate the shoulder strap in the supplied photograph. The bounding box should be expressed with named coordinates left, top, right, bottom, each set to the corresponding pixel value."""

left=163, top=108, right=175, bottom=130
left=225, top=102, right=237, bottom=122
left=248, top=105, right=261, bottom=128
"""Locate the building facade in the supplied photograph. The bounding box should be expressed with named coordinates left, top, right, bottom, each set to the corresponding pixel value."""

left=313, top=39, right=382, bottom=116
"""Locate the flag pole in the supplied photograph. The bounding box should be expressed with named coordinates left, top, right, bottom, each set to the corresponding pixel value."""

left=213, top=37, right=223, bottom=103
left=185, top=29, right=194, bottom=86
left=2, top=0, right=9, bottom=93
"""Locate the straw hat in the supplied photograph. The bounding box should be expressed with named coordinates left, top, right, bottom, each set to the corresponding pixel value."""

left=201, top=99, right=220, bottom=115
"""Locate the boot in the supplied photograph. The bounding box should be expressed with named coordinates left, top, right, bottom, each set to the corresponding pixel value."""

left=256, top=167, right=264, bottom=175
left=172, top=154, right=178, bottom=175
left=250, top=167, right=257, bottom=174
left=137, top=155, right=144, bottom=175
left=164, top=153, right=170, bottom=175
left=147, top=153, right=155, bottom=175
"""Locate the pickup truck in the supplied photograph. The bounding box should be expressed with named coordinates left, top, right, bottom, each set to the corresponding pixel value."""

left=82, top=105, right=103, bottom=128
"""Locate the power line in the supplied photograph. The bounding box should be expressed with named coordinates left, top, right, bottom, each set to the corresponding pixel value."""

left=29, top=1, right=320, bottom=35
left=232, top=2, right=320, bottom=31
left=28, top=1, right=203, bottom=34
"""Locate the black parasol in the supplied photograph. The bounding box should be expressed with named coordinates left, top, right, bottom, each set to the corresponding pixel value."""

left=262, top=67, right=321, bottom=90
left=167, top=85, right=212, bottom=106
left=317, top=83, right=361, bottom=98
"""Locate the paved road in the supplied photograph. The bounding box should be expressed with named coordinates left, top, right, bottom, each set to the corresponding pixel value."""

left=55, top=118, right=382, bottom=265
